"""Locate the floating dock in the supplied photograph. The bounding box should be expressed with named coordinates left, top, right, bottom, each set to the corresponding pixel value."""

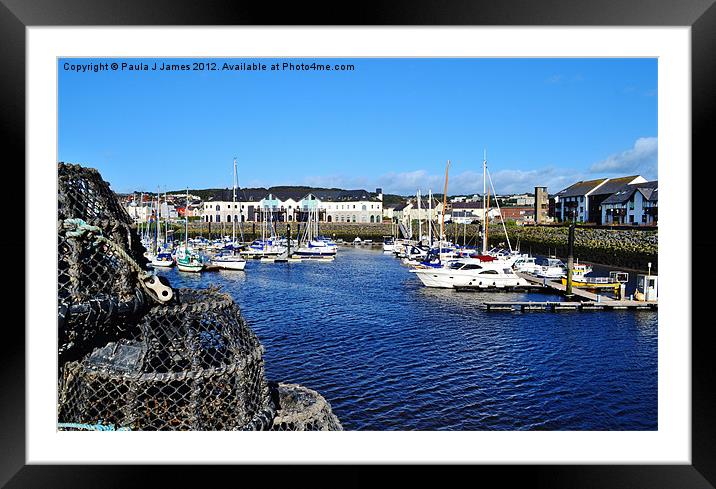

left=454, top=284, right=546, bottom=293
left=516, top=272, right=607, bottom=301
left=482, top=300, right=657, bottom=312
left=479, top=272, right=657, bottom=312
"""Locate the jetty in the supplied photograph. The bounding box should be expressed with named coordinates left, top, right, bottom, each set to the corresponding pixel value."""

left=482, top=300, right=657, bottom=312
left=478, top=272, right=657, bottom=311
left=517, top=272, right=605, bottom=301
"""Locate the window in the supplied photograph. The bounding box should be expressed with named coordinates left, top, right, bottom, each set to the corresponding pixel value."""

left=479, top=270, right=499, bottom=275
left=216, top=215, right=221, bottom=223
left=216, top=205, right=220, bottom=210
left=462, top=264, right=483, bottom=270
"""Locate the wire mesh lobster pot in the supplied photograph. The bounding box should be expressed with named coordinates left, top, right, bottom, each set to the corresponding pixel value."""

left=58, top=288, right=276, bottom=431
left=58, top=162, right=151, bottom=366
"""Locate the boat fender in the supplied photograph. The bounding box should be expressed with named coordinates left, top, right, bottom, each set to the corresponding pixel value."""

left=143, top=274, right=173, bottom=302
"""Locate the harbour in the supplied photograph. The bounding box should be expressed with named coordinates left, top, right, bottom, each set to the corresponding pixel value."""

left=156, top=245, right=658, bottom=431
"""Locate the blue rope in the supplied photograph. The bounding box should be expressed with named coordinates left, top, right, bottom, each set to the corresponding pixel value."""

left=57, top=422, right=131, bottom=431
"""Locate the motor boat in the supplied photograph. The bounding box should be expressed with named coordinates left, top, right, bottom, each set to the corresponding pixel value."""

left=382, top=236, right=395, bottom=253
left=410, top=258, right=530, bottom=289
left=512, top=256, right=541, bottom=274
left=535, top=258, right=567, bottom=278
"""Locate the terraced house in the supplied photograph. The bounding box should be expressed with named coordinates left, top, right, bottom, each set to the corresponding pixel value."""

left=554, top=175, right=647, bottom=224
left=600, top=180, right=658, bottom=226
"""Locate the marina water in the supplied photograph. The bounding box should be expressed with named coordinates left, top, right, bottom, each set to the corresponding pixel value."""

left=158, top=246, right=657, bottom=431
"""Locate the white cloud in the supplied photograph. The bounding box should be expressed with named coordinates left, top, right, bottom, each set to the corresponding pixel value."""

left=239, top=138, right=658, bottom=196
left=291, top=166, right=585, bottom=196
left=589, top=137, right=658, bottom=179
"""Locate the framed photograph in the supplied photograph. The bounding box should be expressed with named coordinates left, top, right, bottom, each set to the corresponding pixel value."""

left=8, top=0, right=713, bottom=486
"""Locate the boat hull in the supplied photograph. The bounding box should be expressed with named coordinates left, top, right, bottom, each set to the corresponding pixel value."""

left=411, top=268, right=529, bottom=289
left=560, top=277, right=620, bottom=289
left=213, top=258, right=247, bottom=271
left=177, top=262, right=203, bottom=272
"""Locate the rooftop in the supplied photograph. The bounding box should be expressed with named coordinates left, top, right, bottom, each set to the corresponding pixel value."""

left=208, top=186, right=381, bottom=203
left=602, top=180, right=658, bottom=204
left=556, top=178, right=609, bottom=198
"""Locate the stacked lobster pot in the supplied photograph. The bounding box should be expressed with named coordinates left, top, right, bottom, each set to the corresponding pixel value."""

left=57, top=163, right=341, bottom=431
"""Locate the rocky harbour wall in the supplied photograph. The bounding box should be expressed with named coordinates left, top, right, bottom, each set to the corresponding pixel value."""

left=487, top=225, right=658, bottom=272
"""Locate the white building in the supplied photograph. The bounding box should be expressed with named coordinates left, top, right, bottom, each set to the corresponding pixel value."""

left=201, top=187, right=383, bottom=223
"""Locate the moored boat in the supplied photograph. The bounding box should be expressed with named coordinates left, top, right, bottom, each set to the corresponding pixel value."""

left=211, top=157, right=247, bottom=271
left=410, top=258, right=529, bottom=289
left=151, top=251, right=175, bottom=268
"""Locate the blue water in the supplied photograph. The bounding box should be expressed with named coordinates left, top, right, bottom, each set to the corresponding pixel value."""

left=157, top=246, right=658, bottom=431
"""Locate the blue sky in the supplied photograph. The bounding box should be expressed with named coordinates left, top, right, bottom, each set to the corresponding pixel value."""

left=58, top=58, right=657, bottom=195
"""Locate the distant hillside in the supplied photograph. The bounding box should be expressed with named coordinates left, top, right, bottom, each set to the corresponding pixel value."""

left=164, top=188, right=229, bottom=201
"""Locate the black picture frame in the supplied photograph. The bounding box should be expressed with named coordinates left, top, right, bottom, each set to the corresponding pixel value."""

left=5, top=0, right=713, bottom=487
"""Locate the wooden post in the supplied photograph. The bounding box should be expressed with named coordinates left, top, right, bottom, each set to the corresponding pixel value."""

left=566, top=223, right=575, bottom=297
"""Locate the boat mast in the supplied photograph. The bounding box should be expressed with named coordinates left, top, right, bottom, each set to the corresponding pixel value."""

left=154, top=187, right=160, bottom=255
left=428, top=189, right=433, bottom=247
left=185, top=188, right=189, bottom=252
left=485, top=184, right=490, bottom=251
left=417, top=189, right=422, bottom=243
left=139, top=192, right=144, bottom=241
left=441, top=160, right=450, bottom=242
left=482, top=150, right=487, bottom=252
left=164, top=190, right=168, bottom=247
left=232, top=157, right=237, bottom=253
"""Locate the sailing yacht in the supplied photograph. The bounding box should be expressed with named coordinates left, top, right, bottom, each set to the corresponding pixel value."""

left=150, top=190, right=175, bottom=268
left=176, top=189, right=204, bottom=273
left=212, top=157, right=247, bottom=271
left=294, top=206, right=337, bottom=259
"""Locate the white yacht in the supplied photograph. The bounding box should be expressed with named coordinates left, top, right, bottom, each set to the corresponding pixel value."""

left=512, top=256, right=541, bottom=274
left=535, top=258, right=567, bottom=278
left=410, top=258, right=529, bottom=289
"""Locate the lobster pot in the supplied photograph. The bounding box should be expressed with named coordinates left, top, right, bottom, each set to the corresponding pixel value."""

left=58, top=163, right=149, bottom=365
left=271, top=384, right=343, bottom=431
left=58, top=288, right=275, bottom=431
